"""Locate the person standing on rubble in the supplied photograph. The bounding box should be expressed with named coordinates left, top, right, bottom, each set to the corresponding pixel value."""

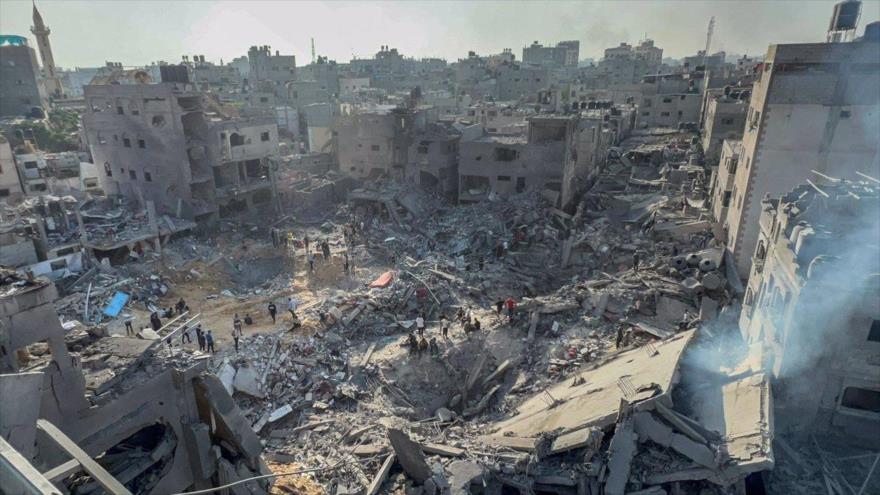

left=150, top=312, right=162, bottom=331
left=181, top=324, right=192, bottom=344
left=418, top=336, right=428, bottom=358
left=505, top=297, right=517, bottom=323
left=416, top=313, right=426, bottom=336
left=321, top=240, right=331, bottom=261
left=232, top=327, right=240, bottom=352
left=287, top=297, right=298, bottom=320
left=308, top=252, right=315, bottom=273
left=440, top=315, right=449, bottom=339
left=495, top=300, right=504, bottom=317
left=304, top=235, right=310, bottom=253
left=233, top=313, right=243, bottom=338
left=176, top=298, right=186, bottom=314
left=407, top=332, right=418, bottom=356
left=632, top=251, right=640, bottom=272
left=124, top=317, right=135, bottom=336
left=268, top=301, right=277, bottom=324
left=616, top=323, right=625, bottom=349
left=196, top=324, right=205, bottom=351
left=429, top=337, right=439, bottom=356
left=205, top=330, right=215, bottom=353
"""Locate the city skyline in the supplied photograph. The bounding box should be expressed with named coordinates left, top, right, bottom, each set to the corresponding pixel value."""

left=1, top=0, right=878, bottom=68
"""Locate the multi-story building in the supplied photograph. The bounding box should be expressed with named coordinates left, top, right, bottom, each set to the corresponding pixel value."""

left=0, top=35, right=48, bottom=117
left=82, top=72, right=279, bottom=225
left=496, top=63, right=551, bottom=101
left=638, top=92, right=703, bottom=128
left=708, top=139, right=743, bottom=226
left=722, top=40, right=880, bottom=279
left=247, top=45, right=296, bottom=96
left=336, top=106, right=434, bottom=181
left=522, top=40, right=580, bottom=67
left=597, top=40, right=664, bottom=86
left=190, top=55, right=243, bottom=91
left=739, top=181, right=880, bottom=439
left=458, top=116, right=574, bottom=203
left=701, top=87, right=750, bottom=161
left=0, top=136, right=24, bottom=203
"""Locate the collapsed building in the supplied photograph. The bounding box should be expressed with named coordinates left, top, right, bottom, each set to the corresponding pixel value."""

left=0, top=269, right=269, bottom=494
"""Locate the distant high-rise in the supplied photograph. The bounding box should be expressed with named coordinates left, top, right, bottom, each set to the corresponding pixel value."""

left=30, top=1, right=63, bottom=96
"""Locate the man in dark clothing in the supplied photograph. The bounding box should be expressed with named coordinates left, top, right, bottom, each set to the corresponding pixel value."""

left=150, top=312, right=162, bottom=331
left=176, top=298, right=186, bottom=314
left=268, top=302, right=277, bottom=323
left=474, top=319, right=481, bottom=332
left=429, top=337, right=439, bottom=356
left=195, top=325, right=205, bottom=351
left=616, top=324, right=625, bottom=349
left=495, top=300, right=504, bottom=315
left=632, top=252, right=640, bottom=272
left=407, top=333, right=418, bottom=356
left=232, top=328, right=240, bottom=352
left=205, top=330, right=215, bottom=353
left=418, top=337, right=428, bottom=358
left=181, top=324, right=192, bottom=344
left=124, top=318, right=134, bottom=336
left=322, top=240, right=331, bottom=260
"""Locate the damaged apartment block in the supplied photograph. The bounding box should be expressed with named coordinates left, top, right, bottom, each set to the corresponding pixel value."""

left=82, top=66, right=280, bottom=226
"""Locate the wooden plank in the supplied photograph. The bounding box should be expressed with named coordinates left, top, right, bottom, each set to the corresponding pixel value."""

left=367, top=453, right=395, bottom=495
left=43, top=458, right=81, bottom=482
left=421, top=442, right=464, bottom=458
left=36, top=420, right=132, bottom=495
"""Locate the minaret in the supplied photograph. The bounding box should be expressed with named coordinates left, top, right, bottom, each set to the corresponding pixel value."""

left=31, top=0, right=63, bottom=96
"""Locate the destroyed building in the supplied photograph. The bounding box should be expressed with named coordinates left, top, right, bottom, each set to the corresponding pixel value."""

left=0, top=269, right=270, bottom=494
left=82, top=73, right=280, bottom=224
left=739, top=180, right=880, bottom=440
left=720, top=39, right=880, bottom=279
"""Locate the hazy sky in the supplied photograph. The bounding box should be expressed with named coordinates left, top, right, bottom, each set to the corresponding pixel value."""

left=2, top=0, right=879, bottom=69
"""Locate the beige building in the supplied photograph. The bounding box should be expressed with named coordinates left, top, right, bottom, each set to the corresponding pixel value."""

left=0, top=137, right=24, bottom=203
left=722, top=41, right=880, bottom=279
left=739, top=181, right=880, bottom=438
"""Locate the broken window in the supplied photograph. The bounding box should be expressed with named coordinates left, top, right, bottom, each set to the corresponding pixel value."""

left=721, top=118, right=735, bottom=125
left=371, top=145, right=381, bottom=152
left=0, top=189, right=8, bottom=197
left=260, top=97, right=269, bottom=103
left=840, top=387, right=880, bottom=413
left=868, top=320, right=880, bottom=342
left=840, top=110, right=851, bottom=119
left=516, top=177, right=526, bottom=193
left=129, top=170, right=137, bottom=180
left=722, top=191, right=732, bottom=207
left=497, top=175, right=511, bottom=181
left=418, top=146, right=429, bottom=154
left=31, top=183, right=47, bottom=192
left=117, top=106, right=124, bottom=115
left=261, top=131, right=270, bottom=142
left=230, top=133, right=246, bottom=146
left=152, top=115, right=166, bottom=127
left=145, top=171, right=152, bottom=182
left=123, top=137, right=132, bottom=148
left=662, top=97, right=672, bottom=103
left=49, top=259, right=68, bottom=271
left=493, top=148, right=519, bottom=162
left=660, top=112, right=671, bottom=117
left=138, top=139, right=146, bottom=149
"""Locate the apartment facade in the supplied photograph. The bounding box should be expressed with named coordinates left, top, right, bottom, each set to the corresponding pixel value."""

left=83, top=81, right=279, bottom=224
left=739, top=182, right=880, bottom=438
left=700, top=89, right=750, bottom=161
left=722, top=41, right=880, bottom=279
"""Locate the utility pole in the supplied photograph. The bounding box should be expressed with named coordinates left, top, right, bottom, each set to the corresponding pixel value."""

left=311, top=38, right=316, bottom=64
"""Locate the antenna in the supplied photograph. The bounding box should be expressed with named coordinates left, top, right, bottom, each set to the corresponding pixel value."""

left=702, top=16, right=715, bottom=68
left=311, top=38, right=316, bottom=64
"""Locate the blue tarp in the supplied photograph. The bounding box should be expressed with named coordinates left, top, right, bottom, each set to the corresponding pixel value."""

left=103, top=292, right=130, bottom=317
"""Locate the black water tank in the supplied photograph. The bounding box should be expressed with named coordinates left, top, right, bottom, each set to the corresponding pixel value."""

left=864, top=20, right=880, bottom=42
left=829, top=1, right=861, bottom=31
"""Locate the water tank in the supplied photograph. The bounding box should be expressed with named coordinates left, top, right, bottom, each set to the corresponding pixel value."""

left=865, top=21, right=880, bottom=42
left=829, top=1, right=861, bottom=31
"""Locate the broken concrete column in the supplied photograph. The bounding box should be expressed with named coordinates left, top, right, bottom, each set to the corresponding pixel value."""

left=633, top=412, right=716, bottom=469
left=605, top=414, right=637, bottom=495
left=388, top=429, right=432, bottom=484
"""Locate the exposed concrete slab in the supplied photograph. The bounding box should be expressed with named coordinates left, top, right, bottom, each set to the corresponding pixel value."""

left=633, top=412, right=716, bottom=468
left=447, top=460, right=485, bottom=495
left=388, top=429, right=432, bottom=483
left=550, top=427, right=603, bottom=456
left=196, top=374, right=263, bottom=466
left=492, top=331, right=695, bottom=439
left=0, top=372, right=44, bottom=458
